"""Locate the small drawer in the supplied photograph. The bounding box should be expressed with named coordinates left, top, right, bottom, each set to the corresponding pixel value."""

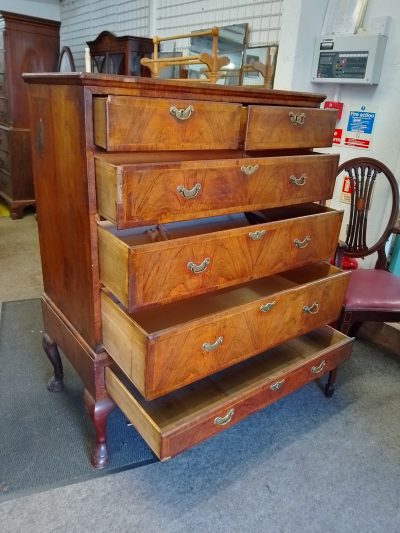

left=95, top=152, right=339, bottom=228
left=93, top=96, right=241, bottom=151
left=101, top=262, right=349, bottom=399
left=98, top=204, right=343, bottom=311
left=105, top=326, right=353, bottom=460
left=245, top=106, right=337, bottom=150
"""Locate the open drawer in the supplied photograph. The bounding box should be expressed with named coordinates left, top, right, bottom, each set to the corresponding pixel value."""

left=105, top=326, right=353, bottom=460
left=101, top=262, right=349, bottom=399
left=94, top=151, right=339, bottom=228
left=98, top=203, right=343, bottom=311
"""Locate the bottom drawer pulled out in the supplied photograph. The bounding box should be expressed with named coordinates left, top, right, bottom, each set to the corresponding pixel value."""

left=105, top=326, right=353, bottom=460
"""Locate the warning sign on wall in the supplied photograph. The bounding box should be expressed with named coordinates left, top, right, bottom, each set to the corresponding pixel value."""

left=340, top=174, right=353, bottom=204
left=333, top=128, right=343, bottom=145
left=344, top=106, right=377, bottom=150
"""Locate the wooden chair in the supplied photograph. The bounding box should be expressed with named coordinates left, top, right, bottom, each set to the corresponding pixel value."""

left=326, top=157, right=400, bottom=396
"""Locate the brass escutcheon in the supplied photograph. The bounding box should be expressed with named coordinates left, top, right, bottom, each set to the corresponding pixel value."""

left=289, top=111, right=305, bottom=125
left=202, top=336, right=224, bottom=352
left=289, top=174, right=307, bottom=186
left=187, top=257, right=210, bottom=274
left=311, top=360, right=326, bottom=374
left=303, top=302, right=319, bottom=314
left=294, top=236, right=311, bottom=249
left=241, top=164, right=259, bottom=176
left=214, top=407, right=235, bottom=426
left=177, top=183, right=201, bottom=199
left=170, top=105, right=194, bottom=121
left=248, top=229, right=266, bottom=241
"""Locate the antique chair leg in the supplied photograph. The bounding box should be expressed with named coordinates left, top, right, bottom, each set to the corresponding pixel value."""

left=349, top=321, right=363, bottom=337
left=84, top=389, right=115, bottom=469
left=324, top=368, right=338, bottom=398
left=42, top=333, right=64, bottom=392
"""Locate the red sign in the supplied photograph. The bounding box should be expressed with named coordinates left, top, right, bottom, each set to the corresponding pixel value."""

left=344, top=137, right=370, bottom=149
left=333, top=128, right=343, bottom=145
left=324, top=100, right=344, bottom=120
left=342, top=175, right=354, bottom=194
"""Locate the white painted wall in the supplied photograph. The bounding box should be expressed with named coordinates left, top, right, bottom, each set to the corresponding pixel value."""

left=0, top=0, right=60, bottom=20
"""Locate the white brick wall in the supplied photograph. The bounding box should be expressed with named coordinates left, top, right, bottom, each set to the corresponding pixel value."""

left=60, top=0, right=151, bottom=70
left=60, top=0, right=282, bottom=70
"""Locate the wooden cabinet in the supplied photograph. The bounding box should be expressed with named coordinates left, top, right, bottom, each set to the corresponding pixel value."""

left=87, top=31, right=153, bottom=77
left=0, top=11, right=60, bottom=219
left=24, top=73, right=353, bottom=467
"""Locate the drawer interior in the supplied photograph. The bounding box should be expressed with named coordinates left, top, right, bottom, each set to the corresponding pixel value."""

left=106, top=325, right=351, bottom=436
left=105, top=262, right=345, bottom=334
left=94, top=148, right=319, bottom=167
left=99, top=203, right=336, bottom=248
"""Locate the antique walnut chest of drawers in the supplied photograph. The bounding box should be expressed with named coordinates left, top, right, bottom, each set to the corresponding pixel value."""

left=24, top=74, right=353, bottom=467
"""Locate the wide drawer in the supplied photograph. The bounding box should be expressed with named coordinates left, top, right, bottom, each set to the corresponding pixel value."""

left=245, top=106, right=337, bottom=150
left=101, top=262, right=349, bottom=399
left=98, top=203, right=343, bottom=311
left=95, top=152, right=339, bottom=228
left=105, top=326, right=353, bottom=460
left=93, top=96, right=241, bottom=151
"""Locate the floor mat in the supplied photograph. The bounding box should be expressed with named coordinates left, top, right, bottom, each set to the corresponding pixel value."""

left=0, top=299, right=157, bottom=499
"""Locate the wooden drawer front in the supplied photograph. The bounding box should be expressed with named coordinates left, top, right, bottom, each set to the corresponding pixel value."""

left=105, top=326, right=353, bottom=459
left=98, top=207, right=343, bottom=311
left=95, top=153, right=339, bottom=228
left=245, top=106, right=337, bottom=150
left=0, top=127, right=9, bottom=151
left=93, top=96, right=241, bottom=151
left=0, top=97, right=8, bottom=124
left=101, top=263, right=348, bottom=399
left=0, top=147, right=10, bottom=172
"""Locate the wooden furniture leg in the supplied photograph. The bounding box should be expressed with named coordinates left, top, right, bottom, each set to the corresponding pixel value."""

left=84, top=389, right=115, bottom=469
left=42, top=332, right=64, bottom=392
left=324, top=368, right=338, bottom=398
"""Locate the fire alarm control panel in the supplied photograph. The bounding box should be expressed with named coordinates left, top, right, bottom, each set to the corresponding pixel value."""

left=311, top=34, right=387, bottom=85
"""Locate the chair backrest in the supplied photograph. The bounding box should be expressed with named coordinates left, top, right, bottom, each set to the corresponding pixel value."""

left=337, top=157, right=399, bottom=268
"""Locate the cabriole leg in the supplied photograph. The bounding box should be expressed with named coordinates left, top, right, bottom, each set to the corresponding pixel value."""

left=42, top=333, right=64, bottom=392
left=84, top=389, right=114, bottom=469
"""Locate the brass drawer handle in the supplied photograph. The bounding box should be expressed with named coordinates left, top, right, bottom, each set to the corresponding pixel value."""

left=248, top=229, right=266, bottom=241
left=289, top=174, right=306, bottom=186
left=241, top=164, right=259, bottom=176
left=311, top=360, right=326, bottom=374
left=187, top=257, right=210, bottom=274
left=170, top=104, right=194, bottom=121
left=289, top=111, right=305, bottom=125
left=303, top=302, right=319, bottom=314
left=214, top=407, right=235, bottom=426
left=260, top=301, right=276, bottom=313
left=177, top=183, right=201, bottom=199
left=294, top=235, right=311, bottom=249
left=202, top=336, right=224, bottom=352
left=270, top=378, right=285, bottom=391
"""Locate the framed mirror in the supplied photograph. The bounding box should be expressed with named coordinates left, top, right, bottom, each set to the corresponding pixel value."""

left=57, top=46, right=76, bottom=72
left=242, top=45, right=278, bottom=88
left=188, top=23, right=249, bottom=84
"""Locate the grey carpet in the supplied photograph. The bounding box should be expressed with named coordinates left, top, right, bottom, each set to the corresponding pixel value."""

left=1, top=301, right=400, bottom=532
left=0, top=299, right=156, bottom=499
